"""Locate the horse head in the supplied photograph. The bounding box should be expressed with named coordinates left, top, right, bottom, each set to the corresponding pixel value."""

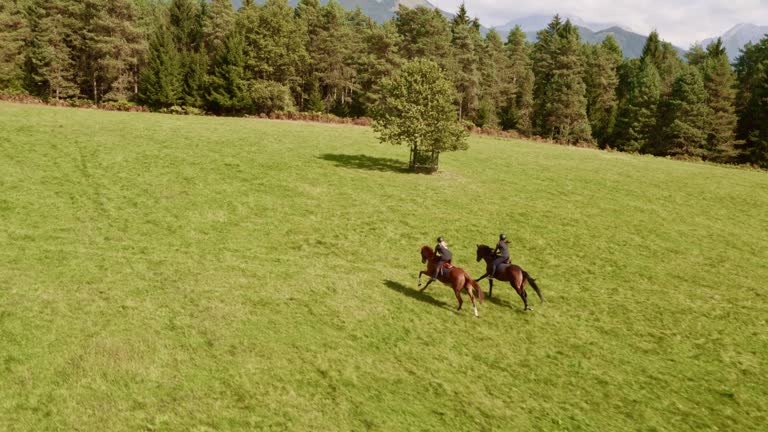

left=476, top=244, right=493, bottom=262
left=420, top=245, right=434, bottom=264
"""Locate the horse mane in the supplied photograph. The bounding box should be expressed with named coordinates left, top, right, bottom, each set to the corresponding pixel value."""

left=477, top=244, right=493, bottom=255
left=421, top=245, right=434, bottom=256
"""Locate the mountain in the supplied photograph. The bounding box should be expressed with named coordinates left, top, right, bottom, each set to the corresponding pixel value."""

left=702, top=23, right=768, bottom=61
left=495, top=20, right=685, bottom=59
left=234, top=0, right=445, bottom=23
left=493, top=14, right=624, bottom=34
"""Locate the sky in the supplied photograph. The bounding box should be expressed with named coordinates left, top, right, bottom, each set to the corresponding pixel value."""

left=428, top=0, right=768, bottom=47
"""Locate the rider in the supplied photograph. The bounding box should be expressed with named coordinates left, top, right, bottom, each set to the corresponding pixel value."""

left=430, top=236, right=452, bottom=282
left=489, top=233, right=510, bottom=280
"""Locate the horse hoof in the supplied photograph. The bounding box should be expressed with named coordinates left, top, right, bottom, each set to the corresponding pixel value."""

left=525, top=306, right=533, bottom=311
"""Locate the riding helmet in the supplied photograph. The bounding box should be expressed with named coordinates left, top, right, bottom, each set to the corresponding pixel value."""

left=500, top=233, right=507, bottom=240
left=437, top=236, right=444, bottom=243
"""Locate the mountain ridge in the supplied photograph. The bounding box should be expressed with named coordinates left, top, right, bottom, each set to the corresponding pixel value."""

left=702, top=23, right=768, bottom=60
left=233, top=2, right=765, bottom=60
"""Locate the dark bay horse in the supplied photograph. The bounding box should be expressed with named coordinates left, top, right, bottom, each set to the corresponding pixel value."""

left=418, top=246, right=484, bottom=317
left=475, top=244, right=544, bottom=311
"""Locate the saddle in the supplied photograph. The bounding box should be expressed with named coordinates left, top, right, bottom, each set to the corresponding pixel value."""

left=495, top=257, right=511, bottom=273
left=438, top=261, right=454, bottom=278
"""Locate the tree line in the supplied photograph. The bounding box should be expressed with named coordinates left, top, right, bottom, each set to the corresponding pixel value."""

left=1, top=0, right=766, bottom=167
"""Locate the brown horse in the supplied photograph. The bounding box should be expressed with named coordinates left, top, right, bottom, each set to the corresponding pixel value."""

left=418, top=246, right=484, bottom=317
left=475, top=244, right=544, bottom=311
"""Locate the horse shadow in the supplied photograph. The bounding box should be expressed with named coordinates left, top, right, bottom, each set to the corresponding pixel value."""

left=318, top=153, right=410, bottom=173
left=383, top=280, right=454, bottom=311
left=484, top=292, right=529, bottom=314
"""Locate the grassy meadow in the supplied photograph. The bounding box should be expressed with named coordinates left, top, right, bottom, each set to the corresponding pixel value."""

left=1, top=102, right=767, bottom=431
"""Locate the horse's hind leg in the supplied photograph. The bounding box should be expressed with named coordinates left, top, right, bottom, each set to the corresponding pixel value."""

left=454, top=289, right=463, bottom=311
left=512, top=281, right=531, bottom=311
left=467, top=287, right=479, bottom=317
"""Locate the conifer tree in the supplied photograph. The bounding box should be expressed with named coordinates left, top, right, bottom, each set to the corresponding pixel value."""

left=585, top=36, right=622, bottom=146
left=168, top=0, right=206, bottom=106
left=23, top=0, right=78, bottom=99
left=450, top=5, right=482, bottom=123
left=533, top=17, right=591, bottom=144
left=0, top=0, right=29, bottom=91
left=734, top=37, right=768, bottom=167
left=353, top=20, right=403, bottom=116
left=244, top=0, right=307, bottom=87
left=500, top=25, right=534, bottom=134
left=699, top=38, right=739, bottom=160
left=641, top=30, right=683, bottom=94
left=140, top=22, right=183, bottom=107
left=476, top=29, right=508, bottom=128
left=394, top=5, right=453, bottom=70
left=685, top=44, right=707, bottom=67
left=658, top=65, right=711, bottom=157
left=295, top=0, right=324, bottom=110
left=203, top=0, right=235, bottom=56
left=207, top=29, right=246, bottom=113
left=614, top=59, right=661, bottom=152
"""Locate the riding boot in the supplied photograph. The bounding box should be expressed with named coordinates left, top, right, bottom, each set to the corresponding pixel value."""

left=430, top=268, right=439, bottom=282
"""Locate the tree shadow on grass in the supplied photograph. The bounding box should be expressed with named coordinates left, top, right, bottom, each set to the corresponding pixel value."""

left=318, top=153, right=411, bottom=173
left=383, top=280, right=454, bottom=311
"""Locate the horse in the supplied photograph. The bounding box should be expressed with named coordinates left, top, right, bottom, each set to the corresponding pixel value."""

left=475, top=244, right=544, bottom=311
left=418, top=246, right=484, bottom=317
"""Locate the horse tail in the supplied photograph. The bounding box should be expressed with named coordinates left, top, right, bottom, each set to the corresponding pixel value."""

left=524, top=271, right=544, bottom=303
left=467, top=274, right=484, bottom=303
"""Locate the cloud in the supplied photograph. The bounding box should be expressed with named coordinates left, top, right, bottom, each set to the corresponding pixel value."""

left=429, top=0, right=768, bottom=46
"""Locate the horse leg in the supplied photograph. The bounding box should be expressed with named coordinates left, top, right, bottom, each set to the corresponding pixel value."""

left=419, top=271, right=435, bottom=292
left=476, top=273, right=488, bottom=282
left=512, top=281, right=531, bottom=311
left=467, top=285, right=479, bottom=317
left=488, top=279, right=494, bottom=298
left=454, top=288, right=463, bottom=311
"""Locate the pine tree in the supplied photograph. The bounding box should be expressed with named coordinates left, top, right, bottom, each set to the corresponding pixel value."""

left=614, top=59, right=661, bottom=152
left=699, top=38, right=739, bottom=160
left=168, top=0, right=206, bottom=106
left=140, top=22, right=183, bottom=107
left=585, top=36, right=622, bottom=146
left=685, top=44, right=707, bottom=67
left=734, top=37, right=768, bottom=167
left=531, top=16, right=560, bottom=135
left=659, top=65, right=711, bottom=157
left=476, top=29, right=508, bottom=128
left=533, top=17, right=592, bottom=144
left=91, top=0, right=147, bottom=101
left=0, top=0, right=29, bottom=91
left=450, top=6, right=482, bottom=123
left=203, top=0, right=235, bottom=57
left=38, top=3, right=79, bottom=99
left=206, top=29, right=246, bottom=113
left=500, top=25, right=534, bottom=134
left=641, top=30, right=683, bottom=95
left=243, top=0, right=308, bottom=106
left=353, top=20, right=403, bottom=117
left=394, top=5, right=453, bottom=70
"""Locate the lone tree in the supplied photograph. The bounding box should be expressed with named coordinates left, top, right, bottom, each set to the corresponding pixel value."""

left=373, top=59, right=468, bottom=173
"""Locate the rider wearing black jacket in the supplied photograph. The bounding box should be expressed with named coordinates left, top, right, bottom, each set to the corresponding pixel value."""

left=489, top=233, right=510, bottom=279
left=431, top=237, right=452, bottom=281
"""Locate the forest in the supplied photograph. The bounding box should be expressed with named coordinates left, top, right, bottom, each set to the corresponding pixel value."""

left=1, top=0, right=766, bottom=167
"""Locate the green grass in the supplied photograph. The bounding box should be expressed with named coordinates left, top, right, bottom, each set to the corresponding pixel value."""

left=1, top=102, right=767, bottom=431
